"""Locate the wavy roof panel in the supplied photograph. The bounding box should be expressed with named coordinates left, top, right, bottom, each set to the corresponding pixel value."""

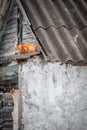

left=20, top=0, right=87, bottom=63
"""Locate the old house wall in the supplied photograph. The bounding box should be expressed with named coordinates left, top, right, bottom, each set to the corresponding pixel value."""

left=0, top=0, right=34, bottom=58
left=20, top=58, right=87, bottom=130
left=0, top=1, right=39, bottom=129
left=1, top=1, right=87, bottom=130
left=0, top=1, right=34, bottom=129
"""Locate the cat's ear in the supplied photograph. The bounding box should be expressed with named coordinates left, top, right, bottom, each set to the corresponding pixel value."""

left=13, top=44, right=17, bottom=50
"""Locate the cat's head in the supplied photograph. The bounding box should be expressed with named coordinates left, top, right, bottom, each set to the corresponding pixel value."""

left=14, top=44, right=22, bottom=54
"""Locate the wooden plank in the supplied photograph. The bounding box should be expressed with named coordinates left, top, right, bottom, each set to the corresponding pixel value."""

left=2, top=32, right=17, bottom=39
left=5, top=25, right=17, bottom=31
left=15, top=0, right=31, bottom=25
left=3, top=33, right=17, bottom=39
left=22, top=31, right=31, bottom=35
left=6, top=19, right=17, bottom=26
left=7, top=14, right=18, bottom=20
left=1, top=39, right=16, bottom=44
left=66, top=61, right=87, bottom=66
left=0, top=52, right=40, bottom=62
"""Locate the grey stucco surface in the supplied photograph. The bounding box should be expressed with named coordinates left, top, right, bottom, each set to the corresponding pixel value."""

left=20, top=58, right=87, bottom=130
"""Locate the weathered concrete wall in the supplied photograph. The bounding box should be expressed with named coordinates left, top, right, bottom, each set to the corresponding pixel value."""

left=20, top=58, right=87, bottom=130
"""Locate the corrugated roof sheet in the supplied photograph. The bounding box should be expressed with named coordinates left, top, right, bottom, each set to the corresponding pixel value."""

left=20, top=0, right=87, bottom=62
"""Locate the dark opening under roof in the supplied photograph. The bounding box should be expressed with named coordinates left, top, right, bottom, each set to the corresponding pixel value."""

left=19, top=0, right=87, bottom=63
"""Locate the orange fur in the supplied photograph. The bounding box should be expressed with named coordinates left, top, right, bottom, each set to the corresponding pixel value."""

left=14, top=43, right=37, bottom=54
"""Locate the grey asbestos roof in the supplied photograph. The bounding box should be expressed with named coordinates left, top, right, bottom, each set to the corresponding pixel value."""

left=20, top=0, right=87, bottom=63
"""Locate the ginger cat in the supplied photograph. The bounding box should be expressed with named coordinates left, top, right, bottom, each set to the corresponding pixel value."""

left=14, top=43, right=37, bottom=54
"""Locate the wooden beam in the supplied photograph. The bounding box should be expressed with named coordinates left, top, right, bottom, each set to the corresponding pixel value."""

left=0, top=52, right=40, bottom=64
left=66, top=61, right=87, bottom=66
